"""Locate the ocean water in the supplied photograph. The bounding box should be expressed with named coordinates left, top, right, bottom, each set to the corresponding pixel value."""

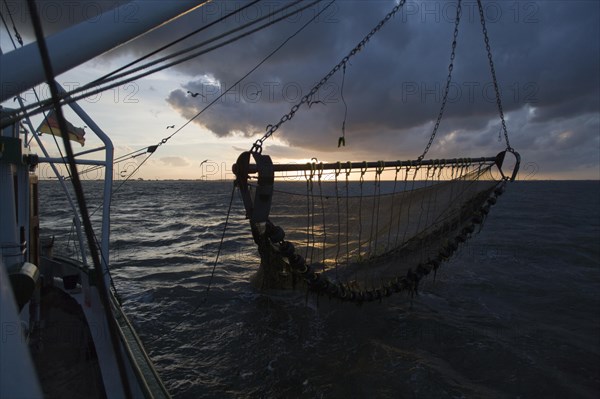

left=39, top=180, right=600, bottom=398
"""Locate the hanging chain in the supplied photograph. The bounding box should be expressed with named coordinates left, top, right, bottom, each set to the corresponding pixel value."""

left=250, top=0, right=407, bottom=152
left=338, top=63, right=348, bottom=147
left=477, top=0, right=512, bottom=152
left=418, top=0, right=462, bottom=161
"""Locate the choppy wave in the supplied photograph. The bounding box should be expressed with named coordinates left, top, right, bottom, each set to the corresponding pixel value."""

left=39, top=180, right=600, bottom=398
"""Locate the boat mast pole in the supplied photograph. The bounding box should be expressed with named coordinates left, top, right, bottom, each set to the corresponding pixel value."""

left=0, top=0, right=208, bottom=102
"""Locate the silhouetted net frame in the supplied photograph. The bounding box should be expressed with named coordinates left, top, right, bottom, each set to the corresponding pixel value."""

left=234, top=154, right=516, bottom=303
left=232, top=0, right=521, bottom=303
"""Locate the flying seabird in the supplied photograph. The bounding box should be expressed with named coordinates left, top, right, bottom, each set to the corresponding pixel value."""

left=187, top=91, right=204, bottom=98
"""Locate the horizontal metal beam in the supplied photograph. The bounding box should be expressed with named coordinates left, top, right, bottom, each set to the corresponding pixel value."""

left=239, top=156, right=499, bottom=174
left=39, top=157, right=106, bottom=166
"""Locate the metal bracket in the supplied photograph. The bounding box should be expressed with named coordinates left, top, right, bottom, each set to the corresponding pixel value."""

left=233, top=151, right=274, bottom=223
left=495, top=150, right=521, bottom=181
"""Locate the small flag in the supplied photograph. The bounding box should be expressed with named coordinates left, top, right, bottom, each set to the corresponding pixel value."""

left=37, top=110, right=85, bottom=146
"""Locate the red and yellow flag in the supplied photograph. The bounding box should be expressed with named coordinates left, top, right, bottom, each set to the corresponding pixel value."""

left=37, top=110, right=85, bottom=146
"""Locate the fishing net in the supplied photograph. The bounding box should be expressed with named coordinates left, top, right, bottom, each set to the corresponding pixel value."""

left=235, top=153, right=515, bottom=303
left=232, top=0, right=520, bottom=303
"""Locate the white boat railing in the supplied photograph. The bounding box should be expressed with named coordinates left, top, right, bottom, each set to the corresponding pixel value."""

left=0, top=1, right=209, bottom=396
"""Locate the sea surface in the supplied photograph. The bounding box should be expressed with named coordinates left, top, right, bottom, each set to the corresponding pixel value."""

left=39, top=180, right=600, bottom=398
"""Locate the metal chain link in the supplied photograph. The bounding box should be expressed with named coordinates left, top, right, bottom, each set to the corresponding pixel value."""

left=418, top=0, right=462, bottom=161
left=251, top=0, right=407, bottom=152
left=477, top=0, right=512, bottom=151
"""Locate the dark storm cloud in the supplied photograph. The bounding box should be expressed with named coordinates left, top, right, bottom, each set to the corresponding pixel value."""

left=163, top=1, right=599, bottom=164
left=4, top=0, right=598, bottom=175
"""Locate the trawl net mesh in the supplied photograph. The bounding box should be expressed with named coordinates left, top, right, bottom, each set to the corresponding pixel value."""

left=246, top=159, right=503, bottom=293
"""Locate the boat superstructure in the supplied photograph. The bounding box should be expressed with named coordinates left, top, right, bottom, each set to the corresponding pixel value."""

left=0, top=1, right=206, bottom=397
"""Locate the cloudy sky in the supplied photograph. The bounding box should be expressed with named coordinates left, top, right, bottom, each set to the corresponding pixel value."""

left=1, top=0, right=598, bottom=180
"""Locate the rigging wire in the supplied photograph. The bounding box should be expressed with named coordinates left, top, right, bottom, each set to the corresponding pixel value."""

left=106, top=0, right=336, bottom=187
left=4, top=0, right=332, bottom=288
left=74, top=0, right=335, bottom=230
left=145, top=0, right=337, bottom=344
left=65, top=0, right=306, bottom=101
left=147, top=182, right=236, bottom=345
left=204, top=184, right=236, bottom=300
left=1, top=0, right=255, bottom=123
left=90, top=0, right=262, bottom=83
left=3, top=0, right=324, bottom=184
left=1, top=0, right=318, bottom=125
left=166, top=1, right=325, bottom=142
left=67, top=0, right=335, bottom=241
left=90, top=0, right=262, bottom=85
left=74, top=146, right=151, bottom=180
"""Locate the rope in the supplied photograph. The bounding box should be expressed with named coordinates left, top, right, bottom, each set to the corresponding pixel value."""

left=419, top=163, right=438, bottom=263
left=372, top=161, right=385, bottom=257
left=394, top=164, right=410, bottom=247
left=430, top=161, right=445, bottom=234
left=334, top=163, right=342, bottom=272
left=243, top=154, right=511, bottom=304
left=357, top=163, right=367, bottom=260
left=309, top=163, right=317, bottom=262
left=203, top=183, right=236, bottom=300
left=304, top=167, right=312, bottom=259
left=367, top=167, right=377, bottom=257
left=345, top=162, right=351, bottom=265
left=317, top=163, right=327, bottom=267
left=387, top=162, right=401, bottom=250
left=338, top=63, right=349, bottom=147
left=149, top=182, right=236, bottom=344
left=401, top=164, right=419, bottom=245
left=84, top=0, right=307, bottom=100
left=263, top=176, right=506, bottom=304
left=76, top=146, right=152, bottom=180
